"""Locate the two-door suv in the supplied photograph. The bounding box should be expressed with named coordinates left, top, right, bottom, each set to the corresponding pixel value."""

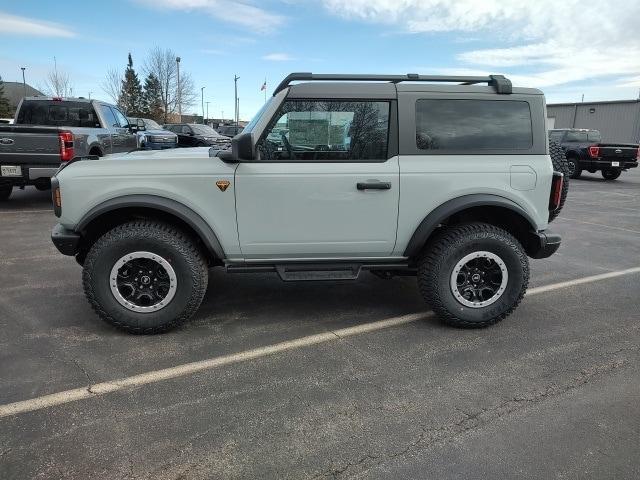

left=50, top=73, right=565, bottom=333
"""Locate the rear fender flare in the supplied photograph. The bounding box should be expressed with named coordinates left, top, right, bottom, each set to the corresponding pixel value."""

left=403, top=194, right=537, bottom=257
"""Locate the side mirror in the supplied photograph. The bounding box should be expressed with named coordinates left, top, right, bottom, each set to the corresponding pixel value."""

left=137, top=119, right=146, bottom=131
left=232, top=132, right=254, bottom=161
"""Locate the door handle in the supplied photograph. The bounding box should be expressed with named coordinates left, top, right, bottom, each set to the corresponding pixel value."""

left=357, top=181, right=391, bottom=190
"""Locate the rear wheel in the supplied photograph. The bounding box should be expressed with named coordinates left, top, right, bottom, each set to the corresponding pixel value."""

left=567, top=157, right=582, bottom=179
left=0, top=184, right=12, bottom=200
left=82, top=221, right=208, bottom=334
left=417, top=223, right=529, bottom=328
left=602, top=168, right=621, bottom=180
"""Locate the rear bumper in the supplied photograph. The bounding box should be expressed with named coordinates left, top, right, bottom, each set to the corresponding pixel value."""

left=590, top=159, right=638, bottom=169
left=526, top=230, right=561, bottom=259
left=51, top=223, right=81, bottom=256
left=0, top=164, right=59, bottom=187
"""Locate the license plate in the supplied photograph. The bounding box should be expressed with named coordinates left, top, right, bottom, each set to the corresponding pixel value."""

left=611, top=161, right=620, bottom=167
left=1, top=165, right=21, bottom=177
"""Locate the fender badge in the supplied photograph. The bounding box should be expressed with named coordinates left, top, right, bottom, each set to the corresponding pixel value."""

left=216, top=180, right=231, bottom=192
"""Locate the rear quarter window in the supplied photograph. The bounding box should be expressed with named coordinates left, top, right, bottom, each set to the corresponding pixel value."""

left=415, top=99, right=533, bottom=151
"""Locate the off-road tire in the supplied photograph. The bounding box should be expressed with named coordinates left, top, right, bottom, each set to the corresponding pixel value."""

left=548, top=141, right=570, bottom=222
left=602, top=168, right=621, bottom=181
left=566, top=156, right=582, bottom=179
left=417, top=222, right=529, bottom=328
left=82, top=221, right=208, bottom=334
left=0, top=185, right=12, bottom=201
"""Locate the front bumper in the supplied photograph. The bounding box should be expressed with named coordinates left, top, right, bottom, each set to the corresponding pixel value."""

left=142, top=141, right=178, bottom=150
left=51, top=223, right=81, bottom=256
left=526, top=230, right=561, bottom=259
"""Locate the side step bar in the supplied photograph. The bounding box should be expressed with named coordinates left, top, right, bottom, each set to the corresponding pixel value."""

left=226, top=262, right=414, bottom=282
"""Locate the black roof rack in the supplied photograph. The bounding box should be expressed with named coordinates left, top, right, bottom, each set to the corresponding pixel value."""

left=273, top=73, right=512, bottom=95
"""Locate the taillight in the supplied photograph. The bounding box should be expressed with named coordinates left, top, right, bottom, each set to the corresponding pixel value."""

left=549, top=172, right=564, bottom=211
left=588, top=145, right=600, bottom=158
left=58, top=131, right=74, bottom=162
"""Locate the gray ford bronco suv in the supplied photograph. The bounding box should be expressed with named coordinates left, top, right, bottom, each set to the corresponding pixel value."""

left=50, top=73, right=567, bottom=333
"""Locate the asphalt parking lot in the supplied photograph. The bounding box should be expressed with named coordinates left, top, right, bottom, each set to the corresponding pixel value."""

left=1, top=170, right=639, bottom=479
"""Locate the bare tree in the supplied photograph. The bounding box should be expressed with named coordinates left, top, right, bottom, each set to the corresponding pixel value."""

left=144, top=47, right=196, bottom=122
left=102, top=67, right=123, bottom=106
left=45, top=67, right=73, bottom=98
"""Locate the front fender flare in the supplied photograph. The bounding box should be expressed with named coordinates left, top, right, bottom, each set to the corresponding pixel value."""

left=76, top=194, right=225, bottom=259
left=403, top=194, right=537, bottom=257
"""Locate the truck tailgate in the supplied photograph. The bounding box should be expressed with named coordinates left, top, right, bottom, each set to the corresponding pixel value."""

left=597, top=143, right=638, bottom=160
left=0, top=126, right=61, bottom=165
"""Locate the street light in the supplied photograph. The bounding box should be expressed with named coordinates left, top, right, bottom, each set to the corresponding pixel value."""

left=205, top=101, right=210, bottom=125
left=20, top=67, right=26, bottom=98
left=176, top=57, right=181, bottom=122
left=201, top=86, right=205, bottom=124
left=234, top=75, right=240, bottom=128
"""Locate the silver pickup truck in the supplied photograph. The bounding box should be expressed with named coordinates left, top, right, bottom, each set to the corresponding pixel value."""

left=0, top=97, right=138, bottom=200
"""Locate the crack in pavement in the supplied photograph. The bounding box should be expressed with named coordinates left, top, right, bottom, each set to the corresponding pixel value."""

left=315, top=357, right=630, bottom=479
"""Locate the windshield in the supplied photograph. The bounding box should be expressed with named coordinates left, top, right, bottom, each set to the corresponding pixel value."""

left=243, top=100, right=271, bottom=133
left=190, top=124, right=221, bottom=136
left=144, top=119, right=162, bottom=130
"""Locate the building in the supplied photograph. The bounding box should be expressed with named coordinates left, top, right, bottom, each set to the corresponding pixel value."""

left=2, top=81, right=44, bottom=113
left=547, top=99, right=640, bottom=143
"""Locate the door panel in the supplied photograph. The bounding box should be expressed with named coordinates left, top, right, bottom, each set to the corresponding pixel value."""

left=235, top=158, right=400, bottom=259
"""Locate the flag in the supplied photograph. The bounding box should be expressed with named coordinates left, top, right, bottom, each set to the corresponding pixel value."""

left=260, top=80, right=267, bottom=91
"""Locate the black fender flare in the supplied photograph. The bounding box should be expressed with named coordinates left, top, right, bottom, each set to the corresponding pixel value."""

left=76, top=194, right=225, bottom=258
left=403, top=194, right=537, bottom=257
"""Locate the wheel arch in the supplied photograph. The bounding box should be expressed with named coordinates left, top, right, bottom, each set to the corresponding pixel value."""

left=75, top=195, right=225, bottom=264
left=403, top=194, right=540, bottom=259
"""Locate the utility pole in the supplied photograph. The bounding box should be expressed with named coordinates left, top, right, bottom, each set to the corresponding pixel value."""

left=234, top=75, right=240, bottom=127
left=20, top=67, right=26, bottom=98
left=201, top=86, right=205, bottom=124
left=176, top=56, right=181, bottom=122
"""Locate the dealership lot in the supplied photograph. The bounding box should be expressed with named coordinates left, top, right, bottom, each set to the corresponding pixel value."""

left=1, top=171, right=639, bottom=479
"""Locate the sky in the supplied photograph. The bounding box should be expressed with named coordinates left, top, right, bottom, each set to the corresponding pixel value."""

left=2, top=0, right=640, bottom=120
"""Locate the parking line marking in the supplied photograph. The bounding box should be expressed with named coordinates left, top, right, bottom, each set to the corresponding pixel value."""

left=1, top=266, right=640, bottom=419
left=558, top=217, right=640, bottom=235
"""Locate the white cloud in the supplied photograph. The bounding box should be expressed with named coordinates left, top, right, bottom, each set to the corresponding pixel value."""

left=262, top=52, right=295, bottom=61
left=136, top=0, right=285, bottom=33
left=0, top=12, right=75, bottom=38
left=322, top=0, right=640, bottom=91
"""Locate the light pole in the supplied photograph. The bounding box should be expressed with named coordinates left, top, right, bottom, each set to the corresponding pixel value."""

left=176, top=56, right=181, bottom=122
left=234, top=75, right=240, bottom=128
left=20, top=67, right=26, bottom=98
left=205, top=101, right=210, bottom=125
left=88, top=91, right=92, bottom=100
left=201, top=86, right=205, bottom=124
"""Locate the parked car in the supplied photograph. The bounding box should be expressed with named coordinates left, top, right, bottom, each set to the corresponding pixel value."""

left=548, top=128, right=639, bottom=180
left=51, top=72, right=565, bottom=333
left=163, top=123, right=230, bottom=148
left=127, top=117, right=177, bottom=150
left=216, top=124, right=244, bottom=137
left=0, top=97, right=137, bottom=200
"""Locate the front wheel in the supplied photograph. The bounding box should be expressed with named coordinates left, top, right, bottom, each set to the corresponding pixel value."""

left=82, top=221, right=208, bottom=333
left=567, top=158, right=582, bottom=179
left=602, top=168, right=621, bottom=180
left=417, top=223, right=529, bottom=328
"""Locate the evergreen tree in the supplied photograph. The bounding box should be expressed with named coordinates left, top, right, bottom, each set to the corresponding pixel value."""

left=142, top=73, right=164, bottom=122
left=0, top=76, right=12, bottom=118
left=120, top=53, right=144, bottom=116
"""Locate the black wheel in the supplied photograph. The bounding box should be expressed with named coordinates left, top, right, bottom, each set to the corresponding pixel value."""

left=82, top=221, right=208, bottom=334
left=548, top=141, right=570, bottom=222
left=602, top=169, right=621, bottom=180
left=566, top=156, right=582, bottom=179
left=417, top=223, right=529, bottom=328
left=0, top=184, right=12, bottom=201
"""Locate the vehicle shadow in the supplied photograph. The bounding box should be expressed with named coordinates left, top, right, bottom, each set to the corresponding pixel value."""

left=0, top=186, right=53, bottom=211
